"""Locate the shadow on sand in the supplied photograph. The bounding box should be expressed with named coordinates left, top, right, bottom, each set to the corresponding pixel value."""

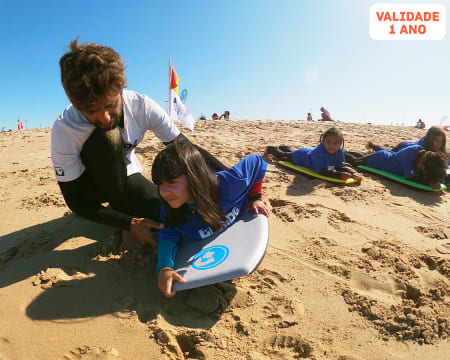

left=0, top=215, right=235, bottom=330
left=358, top=172, right=446, bottom=206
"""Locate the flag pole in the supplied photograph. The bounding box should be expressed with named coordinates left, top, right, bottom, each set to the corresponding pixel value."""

left=168, top=59, right=171, bottom=116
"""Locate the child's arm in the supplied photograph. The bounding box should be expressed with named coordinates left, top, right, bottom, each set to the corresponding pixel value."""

left=247, top=178, right=269, bottom=216
left=157, top=239, right=186, bottom=297
left=320, top=168, right=348, bottom=179
left=319, top=167, right=361, bottom=182
left=335, top=165, right=363, bottom=183
left=158, top=267, right=186, bottom=298
left=248, top=198, right=269, bottom=216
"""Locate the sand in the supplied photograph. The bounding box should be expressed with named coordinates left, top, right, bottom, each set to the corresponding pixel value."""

left=0, top=120, right=449, bottom=360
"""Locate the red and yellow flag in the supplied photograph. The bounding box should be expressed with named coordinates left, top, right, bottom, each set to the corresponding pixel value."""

left=170, top=65, right=179, bottom=94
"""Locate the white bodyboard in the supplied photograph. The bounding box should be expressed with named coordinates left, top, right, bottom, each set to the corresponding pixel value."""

left=172, top=214, right=269, bottom=291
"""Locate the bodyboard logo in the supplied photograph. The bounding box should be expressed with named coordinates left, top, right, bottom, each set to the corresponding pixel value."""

left=191, top=245, right=229, bottom=270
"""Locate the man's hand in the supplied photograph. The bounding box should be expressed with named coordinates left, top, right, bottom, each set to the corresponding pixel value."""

left=248, top=198, right=269, bottom=217
left=158, top=267, right=186, bottom=298
left=129, top=217, right=163, bottom=248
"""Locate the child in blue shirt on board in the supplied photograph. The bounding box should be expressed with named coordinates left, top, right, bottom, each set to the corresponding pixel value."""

left=344, top=145, right=447, bottom=189
left=151, top=138, right=268, bottom=298
left=265, top=127, right=362, bottom=183
left=366, top=126, right=447, bottom=153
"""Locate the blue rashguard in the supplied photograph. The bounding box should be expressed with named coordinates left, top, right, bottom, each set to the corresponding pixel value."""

left=291, top=142, right=345, bottom=172
left=156, top=154, right=267, bottom=272
left=394, top=137, right=425, bottom=152
left=415, top=137, right=426, bottom=148
left=367, top=145, right=422, bottom=179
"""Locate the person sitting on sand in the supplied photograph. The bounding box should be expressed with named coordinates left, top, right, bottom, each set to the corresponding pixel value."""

left=415, top=119, right=425, bottom=129
left=307, top=112, right=313, bottom=121
left=219, top=111, right=230, bottom=120
left=265, top=127, right=362, bottom=183
left=344, top=146, right=447, bottom=190
left=51, top=37, right=227, bottom=252
left=212, top=113, right=219, bottom=120
left=152, top=138, right=268, bottom=297
left=319, top=107, right=333, bottom=121
left=366, top=126, right=447, bottom=154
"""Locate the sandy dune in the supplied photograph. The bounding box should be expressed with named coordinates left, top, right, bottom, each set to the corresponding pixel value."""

left=0, top=120, right=449, bottom=360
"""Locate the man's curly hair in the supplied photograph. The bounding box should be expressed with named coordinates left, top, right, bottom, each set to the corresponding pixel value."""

left=421, top=151, right=447, bottom=183
left=59, top=37, right=127, bottom=111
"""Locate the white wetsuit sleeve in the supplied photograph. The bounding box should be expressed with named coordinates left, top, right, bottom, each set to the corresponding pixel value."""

left=143, top=95, right=180, bottom=143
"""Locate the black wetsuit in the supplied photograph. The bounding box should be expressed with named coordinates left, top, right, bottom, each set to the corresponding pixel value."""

left=57, top=118, right=227, bottom=230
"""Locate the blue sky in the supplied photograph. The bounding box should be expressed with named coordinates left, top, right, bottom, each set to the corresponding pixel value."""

left=0, top=0, right=449, bottom=130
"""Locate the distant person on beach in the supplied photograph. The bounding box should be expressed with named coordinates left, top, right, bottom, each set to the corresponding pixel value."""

left=366, top=126, right=447, bottom=154
left=51, top=37, right=226, bottom=252
left=415, top=119, right=426, bottom=129
left=307, top=113, right=313, bottom=121
left=319, top=107, right=333, bottom=121
left=17, top=120, right=24, bottom=131
left=345, top=146, right=447, bottom=190
left=265, top=127, right=362, bottom=183
left=212, top=113, right=219, bottom=120
left=219, top=111, right=230, bottom=120
left=152, top=138, right=268, bottom=297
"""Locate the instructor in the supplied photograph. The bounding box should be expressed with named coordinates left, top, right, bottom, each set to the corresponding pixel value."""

left=51, top=37, right=226, bottom=248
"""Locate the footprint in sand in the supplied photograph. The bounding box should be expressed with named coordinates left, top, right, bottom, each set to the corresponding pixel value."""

left=327, top=210, right=354, bottom=225
left=149, top=317, right=212, bottom=360
left=0, top=246, right=19, bottom=268
left=262, top=295, right=305, bottom=328
left=415, top=226, right=449, bottom=240
left=250, top=268, right=289, bottom=293
left=268, top=199, right=321, bottom=222
left=0, top=232, right=56, bottom=267
left=436, top=243, right=450, bottom=254
left=264, top=334, right=313, bottom=359
left=63, top=346, right=120, bottom=359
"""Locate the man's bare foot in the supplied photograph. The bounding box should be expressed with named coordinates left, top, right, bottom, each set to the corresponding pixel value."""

left=365, top=141, right=374, bottom=153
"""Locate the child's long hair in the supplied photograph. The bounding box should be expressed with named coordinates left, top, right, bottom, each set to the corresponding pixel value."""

left=424, top=126, right=446, bottom=153
left=420, top=150, right=447, bottom=183
left=151, top=138, right=225, bottom=231
left=319, top=127, right=345, bottom=148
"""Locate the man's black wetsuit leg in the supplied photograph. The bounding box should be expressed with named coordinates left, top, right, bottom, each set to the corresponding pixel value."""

left=80, top=127, right=161, bottom=222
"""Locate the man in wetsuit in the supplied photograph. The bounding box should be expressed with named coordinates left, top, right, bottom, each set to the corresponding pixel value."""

left=51, top=38, right=226, bottom=249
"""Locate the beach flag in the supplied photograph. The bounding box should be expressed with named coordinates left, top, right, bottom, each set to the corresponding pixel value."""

left=169, top=61, right=196, bottom=131
left=170, top=64, right=179, bottom=94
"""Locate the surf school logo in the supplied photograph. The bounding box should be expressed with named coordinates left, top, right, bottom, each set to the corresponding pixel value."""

left=192, top=245, right=229, bottom=270
left=55, top=167, right=64, bottom=176
left=198, top=206, right=240, bottom=239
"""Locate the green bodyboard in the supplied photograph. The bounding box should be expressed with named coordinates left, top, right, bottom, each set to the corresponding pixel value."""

left=278, top=161, right=357, bottom=184
left=357, top=165, right=447, bottom=192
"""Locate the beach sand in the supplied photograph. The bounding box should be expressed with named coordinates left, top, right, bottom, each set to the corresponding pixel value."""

left=0, top=120, right=449, bottom=360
